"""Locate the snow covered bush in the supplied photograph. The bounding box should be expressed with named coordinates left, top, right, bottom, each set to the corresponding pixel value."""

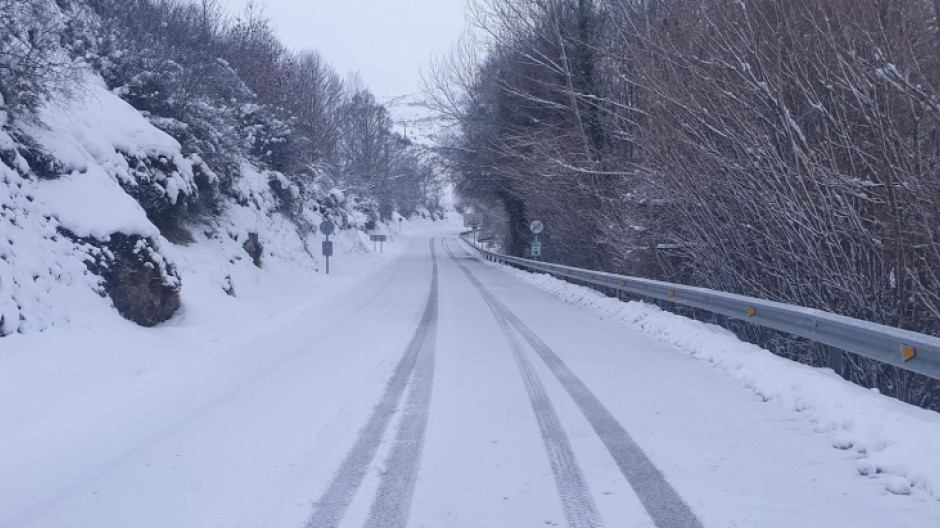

left=117, top=151, right=210, bottom=243
left=0, top=0, right=80, bottom=114
left=440, top=0, right=940, bottom=410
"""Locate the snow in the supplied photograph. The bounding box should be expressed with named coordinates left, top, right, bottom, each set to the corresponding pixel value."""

left=33, top=169, right=158, bottom=239
left=382, top=94, right=440, bottom=147
left=2, top=227, right=940, bottom=527
left=383, top=94, right=456, bottom=208
left=0, top=164, right=107, bottom=336
left=25, top=75, right=198, bottom=201
left=0, top=217, right=456, bottom=528
left=886, top=476, right=914, bottom=496
left=440, top=241, right=940, bottom=526
left=484, top=252, right=940, bottom=503
left=1, top=68, right=402, bottom=336
left=0, top=72, right=207, bottom=334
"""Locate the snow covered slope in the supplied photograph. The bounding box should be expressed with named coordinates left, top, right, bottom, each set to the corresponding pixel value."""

left=383, top=94, right=441, bottom=148
left=383, top=93, right=456, bottom=209
left=0, top=77, right=175, bottom=334
left=0, top=71, right=406, bottom=335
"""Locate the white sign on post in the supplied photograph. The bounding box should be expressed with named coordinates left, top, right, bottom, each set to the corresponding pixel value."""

left=529, top=220, right=544, bottom=234
left=531, top=240, right=542, bottom=257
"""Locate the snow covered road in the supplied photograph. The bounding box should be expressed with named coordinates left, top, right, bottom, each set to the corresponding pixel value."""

left=3, top=227, right=940, bottom=528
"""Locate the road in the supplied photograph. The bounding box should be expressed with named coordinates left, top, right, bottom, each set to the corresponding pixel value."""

left=3, top=230, right=939, bottom=528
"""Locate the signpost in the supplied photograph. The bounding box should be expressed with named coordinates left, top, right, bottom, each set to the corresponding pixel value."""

left=370, top=234, right=388, bottom=253
left=398, top=217, right=403, bottom=234
left=320, top=220, right=335, bottom=274
left=529, top=220, right=544, bottom=260
left=472, top=220, right=481, bottom=244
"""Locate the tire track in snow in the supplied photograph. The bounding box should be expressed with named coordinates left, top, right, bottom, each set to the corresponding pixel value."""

left=1, top=251, right=413, bottom=528
left=364, top=239, right=438, bottom=528
left=447, top=238, right=704, bottom=528
left=306, top=238, right=438, bottom=528
left=443, top=239, right=602, bottom=528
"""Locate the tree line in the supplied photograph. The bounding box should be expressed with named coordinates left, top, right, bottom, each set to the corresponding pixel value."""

left=1, top=0, right=442, bottom=233
left=430, top=0, right=940, bottom=409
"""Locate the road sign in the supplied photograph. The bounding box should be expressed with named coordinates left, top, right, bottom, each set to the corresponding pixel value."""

left=321, top=223, right=335, bottom=274
left=531, top=240, right=542, bottom=257
left=370, top=233, right=387, bottom=253
left=472, top=221, right=480, bottom=230
left=530, top=220, right=544, bottom=235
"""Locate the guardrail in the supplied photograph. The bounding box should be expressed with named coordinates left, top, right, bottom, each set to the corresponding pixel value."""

left=458, top=232, right=940, bottom=381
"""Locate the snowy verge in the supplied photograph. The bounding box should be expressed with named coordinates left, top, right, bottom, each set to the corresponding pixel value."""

left=478, top=247, right=940, bottom=501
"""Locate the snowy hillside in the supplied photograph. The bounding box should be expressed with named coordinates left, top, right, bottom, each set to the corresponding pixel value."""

left=1, top=73, right=375, bottom=335
left=0, top=0, right=444, bottom=336
left=383, top=94, right=441, bottom=148
left=383, top=93, right=457, bottom=209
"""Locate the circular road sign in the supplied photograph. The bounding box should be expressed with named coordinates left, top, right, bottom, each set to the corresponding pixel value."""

left=529, top=220, right=544, bottom=234
left=319, top=220, right=335, bottom=236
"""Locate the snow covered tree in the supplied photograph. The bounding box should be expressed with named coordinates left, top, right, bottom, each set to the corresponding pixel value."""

left=0, top=0, right=81, bottom=113
left=436, top=0, right=940, bottom=409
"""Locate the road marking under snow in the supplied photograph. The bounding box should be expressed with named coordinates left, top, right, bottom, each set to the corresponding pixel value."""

left=446, top=238, right=704, bottom=528
left=306, top=238, right=439, bottom=528
left=443, top=239, right=602, bottom=528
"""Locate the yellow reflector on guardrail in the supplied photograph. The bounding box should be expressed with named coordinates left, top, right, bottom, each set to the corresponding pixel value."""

left=747, top=306, right=756, bottom=317
left=902, top=344, right=916, bottom=361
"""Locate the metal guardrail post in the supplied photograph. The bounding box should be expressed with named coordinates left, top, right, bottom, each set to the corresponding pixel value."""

left=821, top=344, right=845, bottom=378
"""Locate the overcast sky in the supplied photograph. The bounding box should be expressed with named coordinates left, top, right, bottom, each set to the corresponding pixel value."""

left=218, top=0, right=468, bottom=98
